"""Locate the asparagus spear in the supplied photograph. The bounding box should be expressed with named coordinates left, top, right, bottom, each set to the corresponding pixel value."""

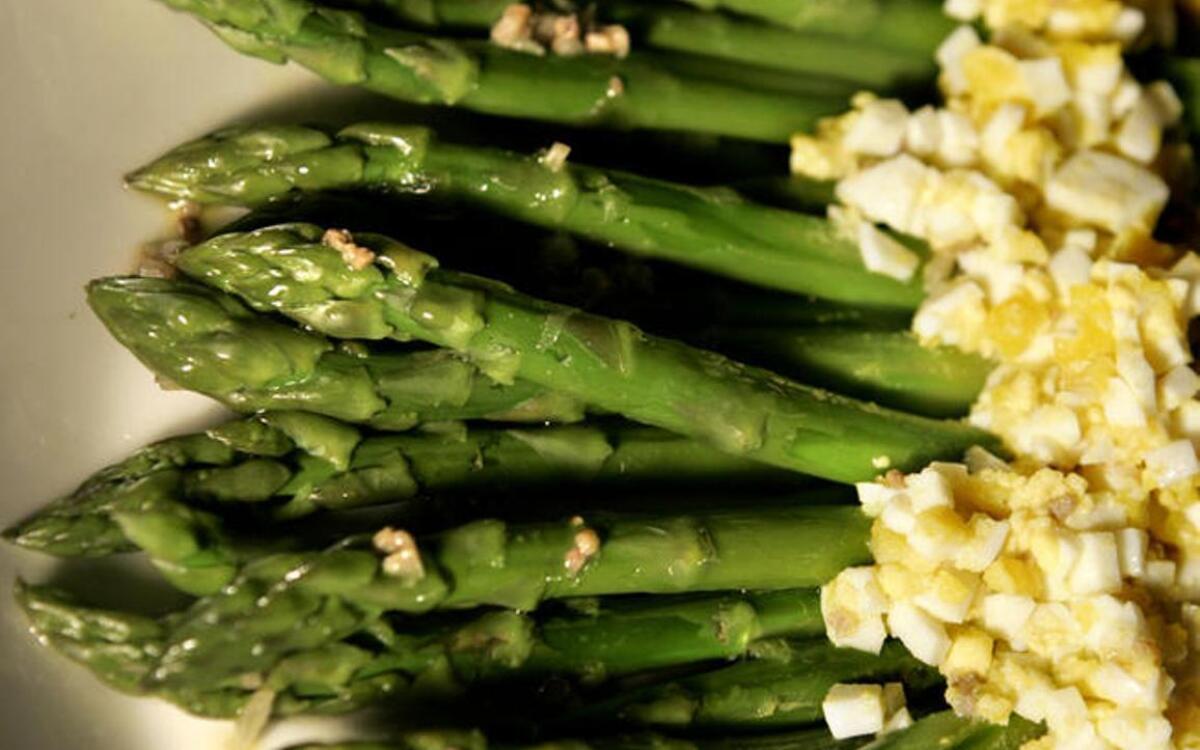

left=93, top=266, right=986, bottom=422
left=16, top=581, right=825, bottom=717
left=95, top=273, right=987, bottom=423
left=287, top=725, right=854, bottom=750
left=332, top=0, right=938, bottom=92
left=220, top=192, right=988, bottom=417
left=561, top=640, right=936, bottom=730
left=127, top=124, right=928, bottom=309
left=171, top=224, right=995, bottom=481
left=89, top=276, right=585, bottom=429
left=15, top=581, right=401, bottom=718
left=217, top=189, right=886, bottom=329
left=286, top=710, right=1042, bottom=750
left=601, top=3, right=940, bottom=88
left=287, top=733, right=486, bottom=750
left=700, top=327, right=993, bottom=418
left=150, top=0, right=845, bottom=142
left=20, top=580, right=1040, bottom=744
left=1170, top=58, right=1200, bottom=136
left=149, top=504, right=870, bottom=688
left=674, top=0, right=953, bottom=52
left=375, top=588, right=826, bottom=684
left=7, top=413, right=805, bottom=578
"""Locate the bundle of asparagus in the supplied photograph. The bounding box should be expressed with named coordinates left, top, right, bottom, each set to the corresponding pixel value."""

left=17, top=0, right=1200, bottom=748
left=143, top=0, right=962, bottom=142
left=8, top=212, right=1011, bottom=746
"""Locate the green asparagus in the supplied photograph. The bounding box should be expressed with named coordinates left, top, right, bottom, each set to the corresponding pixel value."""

left=700, top=327, right=993, bottom=418
left=287, top=733, right=486, bottom=750
left=286, top=712, right=1043, bottom=750
left=18, top=581, right=829, bottom=718
left=218, top=193, right=990, bottom=417
left=94, top=273, right=988, bottom=423
left=151, top=0, right=845, bottom=142
left=674, top=0, right=953, bottom=51
left=217, top=189, right=889, bottom=328
left=89, top=276, right=586, bottom=429
left=371, top=588, right=826, bottom=685
left=7, top=413, right=809, bottom=588
left=334, top=0, right=939, bottom=92
left=563, top=640, right=937, bottom=730
left=16, top=581, right=401, bottom=718
left=171, top=223, right=994, bottom=481
left=10, top=464, right=244, bottom=595
left=20, top=581, right=1043, bottom=742
left=127, top=124, right=927, bottom=309
left=1170, top=57, right=1200, bottom=136
left=150, top=504, right=870, bottom=688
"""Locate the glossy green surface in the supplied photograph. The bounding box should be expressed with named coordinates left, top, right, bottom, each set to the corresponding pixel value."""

left=174, top=224, right=994, bottom=482
left=7, top=415, right=801, bottom=586
left=337, top=0, right=938, bottom=91
left=17, top=582, right=827, bottom=721
left=150, top=505, right=869, bottom=689
left=706, top=327, right=993, bottom=418
left=128, top=124, right=927, bottom=308
left=1171, top=57, right=1200, bottom=134
left=88, top=277, right=586, bottom=429
left=285, top=710, right=1043, bottom=750
left=568, top=640, right=935, bottom=729
left=154, top=0, right=845, bottom=141
left=675, top=0, right=954, bottom=51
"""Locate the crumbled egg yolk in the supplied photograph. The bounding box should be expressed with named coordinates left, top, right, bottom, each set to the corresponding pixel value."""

left=802, top=1, right=1200, bottom=748
left=826, top=459, right=1199, bottom=749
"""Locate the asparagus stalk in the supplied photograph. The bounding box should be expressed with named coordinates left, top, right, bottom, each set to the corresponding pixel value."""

left=219, top=193, right=987, bottom=417
left=602, top=4, right=938, bottom=90
left=286, top=733, right=486, bottom=750
left=674, top=0, right=953, bottom=52
left=288, top=711, right=1044, bottom=750
left=217, top=190, right=880, bottom=329
left=95, top=273, right=987, bottom=423
left=6, top=413, right=805, bottom=579
left=283, top=733, right=831, bottom=750
left=289, top=727, right=849, bottom=750
left=149, top=504, right=870, bottom=688
left=560, top=640, right=936, bottom=730
left=20, top=582, right=1041, bottom=744
left=89, top=276, right=586, bottom=429
left=16, top=581, right=825, bottom=718
left=150, top=0, right=845, bottom=142
left=636, top=51, right=856, bottom=100
left=700, top=327, right=992, bottom=418
left=127, top=124, right=928, bottom=309
left=1170, top=57, right=1200, bottom=136
left=332, top=0, right=938, bottom=92
left=92, top=268, right=986, bottom=422
left=378, top=588, right=826, bottom=684
left=171, top=224, right=995, bottom=481
left=733, top=175, right=836, bottom=214
left=286, top=710, right=1043, bottom=750
left=15, top=581, right=402, bottom=718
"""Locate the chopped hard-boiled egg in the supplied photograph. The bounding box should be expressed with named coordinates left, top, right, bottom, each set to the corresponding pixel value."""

left=888, top=601, right=952, bottom=666
left=821, top=683, right=885, bottom=739
left=822, top=682, right=913, bottom=740
left=856, top=221, right=920, bottom=282
left=822, top=567, right=888, bottom=654
left=1044, top=150, right=1169, bottom=235
left=803, top=2, right=1199, bottom=748
left=826, top=460, right=1194, bottom=750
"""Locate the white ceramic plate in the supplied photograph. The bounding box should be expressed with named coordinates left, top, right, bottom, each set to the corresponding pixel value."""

left=0, top=3, right=392, bottom=747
